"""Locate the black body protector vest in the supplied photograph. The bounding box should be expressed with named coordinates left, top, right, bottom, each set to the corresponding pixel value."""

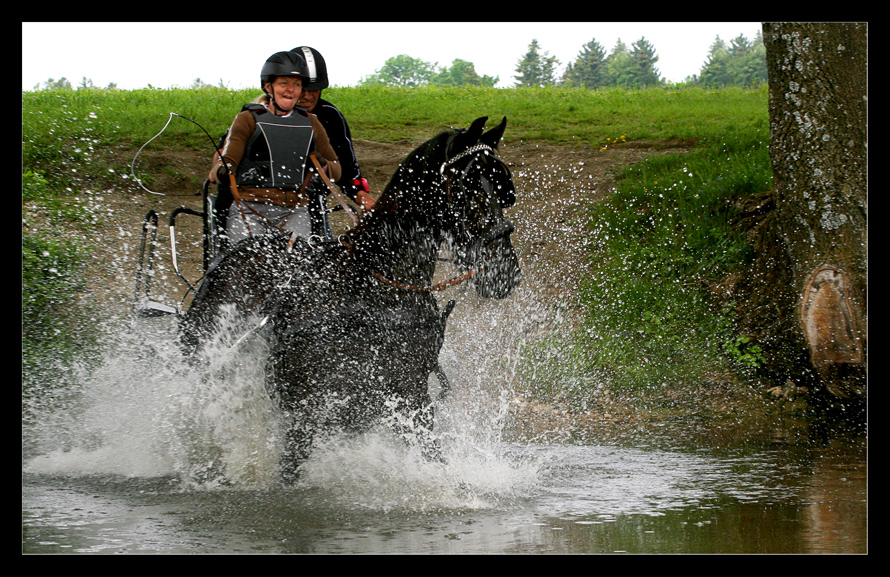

left=235, top=104, right=316, bottom=191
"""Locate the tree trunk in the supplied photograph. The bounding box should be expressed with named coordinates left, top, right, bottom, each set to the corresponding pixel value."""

left=762, top=22, right=867, bottom=399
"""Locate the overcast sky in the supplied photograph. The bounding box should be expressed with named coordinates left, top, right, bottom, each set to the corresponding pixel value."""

left=22, top=22, right=762, bottom=91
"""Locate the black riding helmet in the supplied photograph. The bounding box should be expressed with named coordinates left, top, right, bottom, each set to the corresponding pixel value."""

left=260, top=51, right=312, bottom=113
left=260, top=50, right=311, bottom=91
left=290, top=46, right=329, bottom=91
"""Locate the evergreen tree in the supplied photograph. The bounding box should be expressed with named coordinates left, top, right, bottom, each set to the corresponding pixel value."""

left=728, top=34, right=753, bottom=58
left=695, top=33, right=767, bottom=87
left=514, top=39, right=559, bottom=87
left=561, top=38, right=607, bottom=88
left=629, top=37, right=661, bottom=87
left=601, top=39, right=636, bottom=87
left=733, top=30, right=768, bottom=86
left=698, top=36, right=730, bottom=87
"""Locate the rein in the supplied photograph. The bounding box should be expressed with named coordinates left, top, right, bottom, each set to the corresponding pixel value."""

left=337, top=234, right=475, bottom=293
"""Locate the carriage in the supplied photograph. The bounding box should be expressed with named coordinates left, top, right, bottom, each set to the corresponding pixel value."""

left=133, top=117, right=522, bottom=481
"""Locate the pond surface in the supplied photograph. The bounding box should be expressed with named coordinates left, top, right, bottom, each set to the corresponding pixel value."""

left=22, top=293, right=867, bottom=554
left=23, top=429, right=866, bottom=554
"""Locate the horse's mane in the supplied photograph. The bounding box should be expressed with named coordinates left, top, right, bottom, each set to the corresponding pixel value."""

left=339, top=118, right=510, bottom=248
left=382, top=128, right=456, bottom=198
left=342, top=127, right=462, bottom=241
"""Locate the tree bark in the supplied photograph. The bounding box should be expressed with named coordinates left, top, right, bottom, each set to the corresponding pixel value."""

left=762, top=22, right=867, bottom=399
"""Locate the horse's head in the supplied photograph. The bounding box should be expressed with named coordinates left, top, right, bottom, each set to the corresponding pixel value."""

left=438, top=117, right=522, bottom=299
left=351, top=116, right=521, bottom=299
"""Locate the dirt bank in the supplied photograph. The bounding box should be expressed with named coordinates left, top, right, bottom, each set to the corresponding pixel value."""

left=82, top=137, right=693, bottom=314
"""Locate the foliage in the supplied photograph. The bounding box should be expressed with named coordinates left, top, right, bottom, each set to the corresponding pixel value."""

left=558, top=32, right=764, bottom=89
left=723, top=333, right=764, bottom=369
left=599, top=38, right=659, bottom=88
left=354, top=31, right=764, bottom=90
left=33, top=76, right=73, bottom=90
left=514, top=39, right=560, bottom=87
left=22, top=228, right=100, bottom=379
left=359, top=54, right=439, bottom=87
left=628, top=37, right=661, bottom=87
left=689, top=32, right=768, bottom=87
left=562, top=39, right=607, bottom=88
left=22, top=169, right=105, bottom=380
left=576, top=123, right=774, bottom=392
left=360, top=56, right=498, bottom=88
left=552, top=36, right=665, bottom=89
left=432, top=59, right=499, bottom=87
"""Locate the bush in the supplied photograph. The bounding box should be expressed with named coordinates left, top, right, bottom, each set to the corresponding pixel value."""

left=576, top=129, right=773, bottom=392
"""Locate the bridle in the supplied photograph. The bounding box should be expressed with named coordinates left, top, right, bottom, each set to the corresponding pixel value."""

left=372, top=142, right=514, bottom=293
left=439, top=143, right=495, bottom=175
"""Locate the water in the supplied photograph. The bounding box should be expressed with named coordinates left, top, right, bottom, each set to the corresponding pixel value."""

left=21, top=285, right=867, bottom=554
left=22, top=436, right=867, bottom=553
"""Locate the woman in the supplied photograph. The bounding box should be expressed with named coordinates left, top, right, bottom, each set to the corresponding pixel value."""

left=212, top=50, right=342, bottom=244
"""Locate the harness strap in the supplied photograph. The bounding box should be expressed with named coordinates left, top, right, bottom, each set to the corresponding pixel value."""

left=373, top=269, right=477, bottom=293
left=309, top=155, right=359, bottom=227
left=440, top=143, right=492, bottom=174
left=227, top=173, right=255, bottom=237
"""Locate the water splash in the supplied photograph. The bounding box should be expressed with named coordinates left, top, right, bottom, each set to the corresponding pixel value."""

left=23, top=310, right=282, bottom=489
left=22, top=299, right=545, bottom=507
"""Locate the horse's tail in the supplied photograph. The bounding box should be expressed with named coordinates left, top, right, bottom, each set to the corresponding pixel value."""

left=441, top=299, right=456, bottom=324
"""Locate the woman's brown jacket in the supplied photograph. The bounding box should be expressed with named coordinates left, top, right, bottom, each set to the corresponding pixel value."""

left=214, top=107, right=341, bottom=207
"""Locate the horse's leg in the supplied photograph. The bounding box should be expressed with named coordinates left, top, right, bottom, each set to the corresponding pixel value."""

left=279, top=411, right=315, bottom=483
left=415, top=402, right=445, bottom=464
left=386, top=387, right=444, bottom=464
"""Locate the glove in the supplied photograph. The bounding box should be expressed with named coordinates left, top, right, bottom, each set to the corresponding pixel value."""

left=309, top=152, right=327, bottom=169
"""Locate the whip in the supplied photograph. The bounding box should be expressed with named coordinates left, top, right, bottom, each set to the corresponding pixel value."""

left=131, top=112, right=225, bottom=196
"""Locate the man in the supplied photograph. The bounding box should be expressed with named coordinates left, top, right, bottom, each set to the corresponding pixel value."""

left=291, top=46, right=375, bottom=212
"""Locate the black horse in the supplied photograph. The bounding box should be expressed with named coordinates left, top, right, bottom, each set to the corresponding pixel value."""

left=179, top=116, right=521, bottom=481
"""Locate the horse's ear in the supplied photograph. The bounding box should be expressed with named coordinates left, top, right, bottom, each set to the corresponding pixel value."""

left=468, top=116, right=489, bottom=139
left=450, top=116, right=489, bottom=155
left=481, top=116, right=507, bottom=149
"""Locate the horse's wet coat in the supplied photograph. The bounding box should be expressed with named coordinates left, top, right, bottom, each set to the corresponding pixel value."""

left=179, top=117, right=521, bottom=480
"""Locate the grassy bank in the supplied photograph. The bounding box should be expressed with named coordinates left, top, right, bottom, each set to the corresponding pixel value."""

left=22, top=84, right=767, bottom=183
left=515, top=123, right=773, bottom=409
left=22, top=84, right=770, bottom=400
left=579, top=128, right=771, bottom=392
